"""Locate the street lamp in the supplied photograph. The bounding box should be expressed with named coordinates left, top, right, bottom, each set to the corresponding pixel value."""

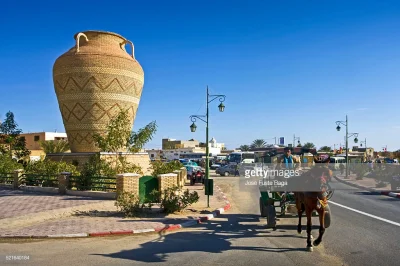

left=293, top=134, right=300, bottom=147
left=335, top=115, right=359, bottom=178
left=218, top=102, right=225, bottom=112
left=189, top=86, right=226, bottom=208
left=359, top=138, right=367, bottom=147
left=190, top=122, right=197, bottom=132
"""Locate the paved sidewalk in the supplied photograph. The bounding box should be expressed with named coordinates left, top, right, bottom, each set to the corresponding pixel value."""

left=0, top=188, right=104, bottom=219
left=0, top=184, right=231, bottom=238
left=334, top=174, right=400, bottom=199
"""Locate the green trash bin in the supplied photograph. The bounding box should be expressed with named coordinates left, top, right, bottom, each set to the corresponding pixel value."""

left=204, top=178, right=214, bottom=195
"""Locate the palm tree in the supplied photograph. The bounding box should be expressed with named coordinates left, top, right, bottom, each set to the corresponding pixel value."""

left=251, top=139, right=266, bottom=149
left=319, top=146, right=332, bottom=152
left=239, top=145, right=250, bottom=151
left=39, top=140, right=70, bottom=154
left=303, top=142, right=316, bottom=149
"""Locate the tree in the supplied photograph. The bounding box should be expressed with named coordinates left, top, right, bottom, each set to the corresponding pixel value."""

left=129, top=121, right=157, bottom=153
left=39, top=140, right=70, bottom=154
left=319, top=146, right=332, bottom=152
left=303, top=142, right=316, bottom=149
left=92, top=109, right=157, bottom=173
left=0, top=111, right=30, bottom=159
left=297, top=143, right=302, bottom=147
left=92, top=109, right=132, bottom=153
left=251, top=139, right=266, bottom=149
left=239, top=145, right=250, bottom=151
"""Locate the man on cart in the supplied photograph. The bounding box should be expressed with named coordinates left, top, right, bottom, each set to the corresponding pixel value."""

left=277, top=147, right=301, bottom=199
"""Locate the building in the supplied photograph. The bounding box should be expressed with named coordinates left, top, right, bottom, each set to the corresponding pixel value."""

left=20, top=132, right=68, bottom=160
left=162, top=147, right=207, bottom=161
left=160, top=137, right=225, bottom=160
left=208, top=137, right=224, bottom=149
left=350, top=147, right=375, bottom=161
left=146, top=149, right=163, bottom=160
left=162, top=138, right=199, bottom=149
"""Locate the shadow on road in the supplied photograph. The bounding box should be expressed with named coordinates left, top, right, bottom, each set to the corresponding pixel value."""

left=91, top=213, right=312, bottom=263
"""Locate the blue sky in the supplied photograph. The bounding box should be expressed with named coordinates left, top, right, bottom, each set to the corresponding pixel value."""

left=1, top=0, right=399, bottom=151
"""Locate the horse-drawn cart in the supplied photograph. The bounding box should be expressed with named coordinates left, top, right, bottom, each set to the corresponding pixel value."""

left=259, top=178, right=332, bottom=229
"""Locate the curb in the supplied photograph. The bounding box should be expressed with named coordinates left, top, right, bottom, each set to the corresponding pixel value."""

left=333, top=175, right=400, bottom=199
left=0, top=185, right=231, bottom=239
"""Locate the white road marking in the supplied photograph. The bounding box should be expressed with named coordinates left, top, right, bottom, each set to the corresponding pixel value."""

left=330, top=201, right=400, bottom=227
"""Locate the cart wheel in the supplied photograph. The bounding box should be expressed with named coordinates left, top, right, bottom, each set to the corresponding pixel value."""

left=324, top=205, right=331, bottom=228
left=266, top=199, right=276, bottom=228
left=266, top=205, right=276, bottom=228
left=260, top=197, right=268, bottom=217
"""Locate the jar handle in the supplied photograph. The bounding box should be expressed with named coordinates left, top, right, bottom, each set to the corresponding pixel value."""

left=122, top=40, right=135, bottom=58
left=76, top=33, right=89, bottom=53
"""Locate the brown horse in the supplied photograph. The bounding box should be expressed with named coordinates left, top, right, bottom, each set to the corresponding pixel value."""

left=295, top=155, right=331, bottom=252
left=295, top=191, right=326, bottom=252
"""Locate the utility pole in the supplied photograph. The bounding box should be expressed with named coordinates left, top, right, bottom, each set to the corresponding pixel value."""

left=293, top=134, right=300, bottom=147
left=190, top=86, right=226, bottom=207
left=335, top=115, right=359, bottom=178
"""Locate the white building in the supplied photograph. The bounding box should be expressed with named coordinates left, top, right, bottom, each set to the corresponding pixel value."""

left=154, top=137, right=225, bottom=161
left=206, top=138, right=222, bottom=156
left=162, top=147, right=206, bottom=161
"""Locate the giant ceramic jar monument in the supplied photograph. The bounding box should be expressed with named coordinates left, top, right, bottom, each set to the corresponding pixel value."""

left=53, top=30, right=144, bottom=152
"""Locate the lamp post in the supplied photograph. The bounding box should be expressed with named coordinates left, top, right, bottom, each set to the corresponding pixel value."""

left=189, top=86, right=226, bottom=208
left=360, top=138, right=367, bottom=148
left=382, top=145, right=388, bottom=157
left=335, top=115, right=359, bottom=178
left=293, top=134, right=301, bottom=147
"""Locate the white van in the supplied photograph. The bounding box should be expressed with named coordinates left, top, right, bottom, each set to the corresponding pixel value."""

left=242, top=158, right=255, bottom=164
left=329, top=157, right=346, bottom=170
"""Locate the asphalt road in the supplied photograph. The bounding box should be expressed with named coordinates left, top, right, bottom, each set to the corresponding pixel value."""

left=1, top=172, right=399, bottom=266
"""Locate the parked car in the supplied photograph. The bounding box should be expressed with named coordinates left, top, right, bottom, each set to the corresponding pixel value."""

left=216, top=164, right=237, bottom=176
left=210, top=164, right=221, bottom=170
left=183, top=161, right=198, bottom=167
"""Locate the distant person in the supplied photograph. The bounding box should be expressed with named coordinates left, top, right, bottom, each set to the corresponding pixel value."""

left=235, top=163, right=240, bottom=176
left=339, top=163, right=345, bottom=175
left=279, top=147, right=296, bottom=170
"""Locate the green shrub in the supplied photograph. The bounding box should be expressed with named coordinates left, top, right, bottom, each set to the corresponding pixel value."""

left=354, top=163, right=369, bottom=180
left=81, top=154, right=142, bottom=178
left=115, top=192, right=151, bottom=217
left=24, top=159, right=79, bottom=176
left=154, top=186, right=199, bottom=214
left=76, top=154, right=141, bottom=191
left=372, top=165, right=398, bottom=184
left=0, top=154, right=22, bottom=174
left=151, top=160, right=183, bottom=177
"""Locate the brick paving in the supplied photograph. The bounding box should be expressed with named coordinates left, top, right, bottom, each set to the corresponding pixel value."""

left=0, top=217, right=188, bottom=237
left=0, top=184, right=227, bottom=237
left=0, top=188, right=104, bottom=219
